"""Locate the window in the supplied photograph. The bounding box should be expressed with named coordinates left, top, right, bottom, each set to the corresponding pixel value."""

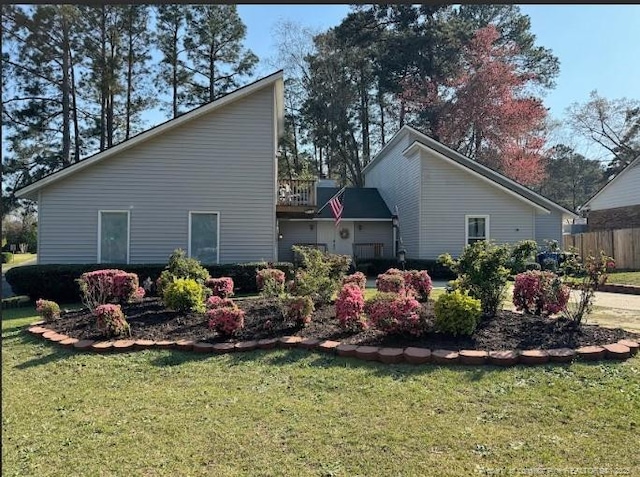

left=99, top=211, right=129, bottom=263
left=466, top=215, right=489, bottom=245
left=189, top=212, right=219, bottom=264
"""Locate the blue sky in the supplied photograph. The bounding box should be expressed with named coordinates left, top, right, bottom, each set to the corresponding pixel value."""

left=236, top=4, right=640, bottom=154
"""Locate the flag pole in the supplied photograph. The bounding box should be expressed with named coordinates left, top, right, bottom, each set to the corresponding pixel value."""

left=316, top=185, right=346, bottom=214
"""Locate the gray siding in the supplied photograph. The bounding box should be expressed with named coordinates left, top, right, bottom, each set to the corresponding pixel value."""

left=277, top=220, right=317, bottom=263
left=535, top=210, right=563, bottom=246
left=589, top=161, right=640, bottom=210
left=364, top=131, right=421, bottom=257
left=38, top=86, right=277, bottom=264
left=353, top=221, right=393, bottom=259
left=420, top=149, right=536, bottom=259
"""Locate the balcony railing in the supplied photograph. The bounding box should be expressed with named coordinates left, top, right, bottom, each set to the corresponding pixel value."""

left=353, top=243, right=385, bottom=260
left=278, top=179, right=316, bottom=207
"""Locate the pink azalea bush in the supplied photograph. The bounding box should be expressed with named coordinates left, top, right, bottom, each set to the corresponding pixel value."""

left=132, top=287, right=146, bottom=302
left=403, top=270, right=433, bottom=301
left=335, top=283, right=367, bottom=331
left=207, top=307, right=245, bottom=336
left=94, top=304, right=130, bottom=338
left=78, top=269, right=140, bottom=310
left=376, top=272, right=405, bottom=294
left=256, top=268, right=285, bottom=297
left=364, top=292, right=423, bottom=335
left=513, top=270, right=570, bottom=316
left=281, top=295, right=315, bottom=326
left=205, top=296, right=237, bottom=310
left=205, top=277, right=235, bottom=298
left=342, top=272, right=366, bottom=291
left=35, top=299, right=61, bottom=322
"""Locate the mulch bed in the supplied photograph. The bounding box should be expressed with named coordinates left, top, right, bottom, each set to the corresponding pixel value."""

left=48, top=297, right=640, bottom=351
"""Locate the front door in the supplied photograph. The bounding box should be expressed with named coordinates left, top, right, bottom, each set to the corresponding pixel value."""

left=317, top=221, right=354, bottom=256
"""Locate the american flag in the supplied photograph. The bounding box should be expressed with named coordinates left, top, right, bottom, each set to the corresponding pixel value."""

left=329, top=193, right=344, bottom=227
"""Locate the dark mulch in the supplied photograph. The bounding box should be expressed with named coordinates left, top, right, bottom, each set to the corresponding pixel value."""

left=48, top=297, right=640, bottom=351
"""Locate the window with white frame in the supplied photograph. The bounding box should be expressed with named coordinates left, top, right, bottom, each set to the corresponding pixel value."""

left=466, top=215, right=489, bottom=245
left=189, top=212, right=219, bottom=264
left=99, top=211, right=129, bottom=263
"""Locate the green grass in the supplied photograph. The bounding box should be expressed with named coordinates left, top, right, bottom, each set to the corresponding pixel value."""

left=2, top=253, right=37, bottom=273
left=3, top=307, right=639, bottom=476
left=607, top=271, right=640, bottom=287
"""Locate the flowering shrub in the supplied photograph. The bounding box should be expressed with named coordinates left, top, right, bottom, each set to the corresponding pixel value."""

left=434, top=290, right=481, bottom=336
left=163, top=278, right=206, bottom=313
left=95, top=304, right=130, bottom=338
left=281, top=295, right=315, bottom=326
left=376, top=273, right=405, bottom=294
left=256, top=268, right=285, bottom=298
left=35, top=299, right=61, bottom=322
left=513, top=270, right=569, bottom=316
left=205, top=277, right=235, bottom=298
left=206, top=296, right=237, bottom=310
left=335, top=284, right=367, bottom=331
left=78, top=269, right=140, bottom=311
left=342, top=272, right=366, bottom=291
left=403, top=270, right=433, bottom=301
left=562, top=252, right=615, bottom=326
left=207, top=307, right=245, bottom=336
left=364, top=292, right=423, bottom=335
left=385, top=268, right=404, bottom=276
left=132, top=287, right=146, bottom=302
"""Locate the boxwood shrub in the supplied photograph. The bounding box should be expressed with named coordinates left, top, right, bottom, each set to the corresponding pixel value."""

left=6, top=262, right=294, bottom=303
left=358, top=258, right=456, bottom=280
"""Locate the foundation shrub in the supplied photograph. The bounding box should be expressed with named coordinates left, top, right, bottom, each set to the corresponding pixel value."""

left=364, top=292, right=423, bottom=335
left=207, top=307, right=245, bottom=336
left=163, top=278, right=206, bottom=313
left=94, top=304, right=130, bottom=338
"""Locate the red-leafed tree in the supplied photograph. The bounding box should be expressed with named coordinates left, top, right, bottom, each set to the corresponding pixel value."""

left=404, top=26, right=548, bottom=186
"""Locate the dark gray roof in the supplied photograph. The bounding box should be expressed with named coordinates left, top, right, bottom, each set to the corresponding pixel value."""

left=316, top=187, right=392, bottom=220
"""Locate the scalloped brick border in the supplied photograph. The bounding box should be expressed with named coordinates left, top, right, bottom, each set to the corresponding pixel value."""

left=26, top=323, right=639, bottom=366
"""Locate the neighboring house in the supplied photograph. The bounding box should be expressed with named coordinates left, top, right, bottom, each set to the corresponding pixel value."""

left=363, top=126, right=577, bottom=260
left=581, top=155, right=640, bottom=230
left=16, top=71, right=576, bottom=266
left=16, top=71, right=285, bottom=265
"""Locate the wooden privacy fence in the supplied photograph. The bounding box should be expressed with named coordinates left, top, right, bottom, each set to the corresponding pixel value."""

left=563, top=228, right=640, bottom=270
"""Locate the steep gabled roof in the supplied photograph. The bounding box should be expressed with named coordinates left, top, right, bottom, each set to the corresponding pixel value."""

left=15, top=70, right=284, bottom=199
left=581, top=154, right=640, bottom=210
left=316, top=187, right=392, bottom=220
left=364, top=125, right=577, bottom=218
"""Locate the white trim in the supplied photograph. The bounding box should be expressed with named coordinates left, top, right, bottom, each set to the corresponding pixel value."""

left=15, top=71, right=284, bottom=199
left=582, top=154, right=640, bottom=209
left=465, top=214, right=490, bottom=246
left=97, top=210, right=130, bottom=264
left=405, top=141, right=552, bottom=215
left=188, top=211, right=220, bottom=265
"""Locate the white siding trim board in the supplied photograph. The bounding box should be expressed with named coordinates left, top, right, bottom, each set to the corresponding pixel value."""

left=97, top=210, right=131, bottom=264
left=188, top=211, right=221, bottom=265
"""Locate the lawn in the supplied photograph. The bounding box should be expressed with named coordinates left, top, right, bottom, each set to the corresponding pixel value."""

left=3, top=307, right=639, bottom=476
left=2, top=253, right=37, bottom=273
left=607, top=271, right=640, bottom=287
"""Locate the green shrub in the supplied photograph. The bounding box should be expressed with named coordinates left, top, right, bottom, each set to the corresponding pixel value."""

left=439, top=241, right=511, bottom=317
left=291, top=246, right=350, bottom=304
left=35, top=299, right=61, bottom=322
left=434, top=290, right=481, bottom=336
left=361, top=258, right=456, bottom=279
left=5, top=262, right=294, bottom=303
left=157, top=249, right=210, bottom=296
left=509, top=240, right=539, bottom=274
left=2, top=252, right=13, bottom=264
left=95, top=304, right=130, bottom=338
left=256, top=268, right=286, bottom=298
left=163, top=278, right=206, bottom=313
left=281, top=295, right=315, bottom=326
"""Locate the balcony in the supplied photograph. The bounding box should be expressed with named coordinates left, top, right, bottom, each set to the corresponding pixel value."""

left=277, top=179, right=316, bottom=214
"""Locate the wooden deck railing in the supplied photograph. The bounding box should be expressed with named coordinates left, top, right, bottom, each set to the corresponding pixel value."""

left=278, top=179, right=316, bottom=207
left=353, top=243, right=385, bottom=259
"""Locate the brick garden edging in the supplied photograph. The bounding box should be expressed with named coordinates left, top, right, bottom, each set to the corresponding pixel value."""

left=26, top=322, right=639, bottom=366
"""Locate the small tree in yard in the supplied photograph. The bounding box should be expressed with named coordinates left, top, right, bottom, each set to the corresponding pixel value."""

left=562, top=252, right=615, bottom=327
left=291, top=245, right=350, bottom=304
left=439, top=241, right=511, bottom=317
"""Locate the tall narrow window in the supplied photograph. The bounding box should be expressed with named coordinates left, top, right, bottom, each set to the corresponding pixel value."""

left=99, top=211, right=129, bottom=263
left=189, top=212, right=219, bottom=264
left=466, top=215, right=489, bottom=245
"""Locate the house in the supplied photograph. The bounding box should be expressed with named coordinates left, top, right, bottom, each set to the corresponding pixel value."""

left=16, top=70, right=576, bottom=266
left=580, top=155, right=640, bottom=230
left=363, top=126, right=577, bottom=259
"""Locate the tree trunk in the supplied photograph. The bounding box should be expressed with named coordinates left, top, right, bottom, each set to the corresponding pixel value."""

left=70, top=46, right=81, bottom=162
left=172, top=24, right=178, bottom=118
left=378, top=90, right=386, bottom=147
left=60, top=9, right=71, bottom=167
left=209, top=42, right=215, bottom=102
left=99, top=6, right=107, bottom=151
left=125, top=10, right=134, bottom=140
